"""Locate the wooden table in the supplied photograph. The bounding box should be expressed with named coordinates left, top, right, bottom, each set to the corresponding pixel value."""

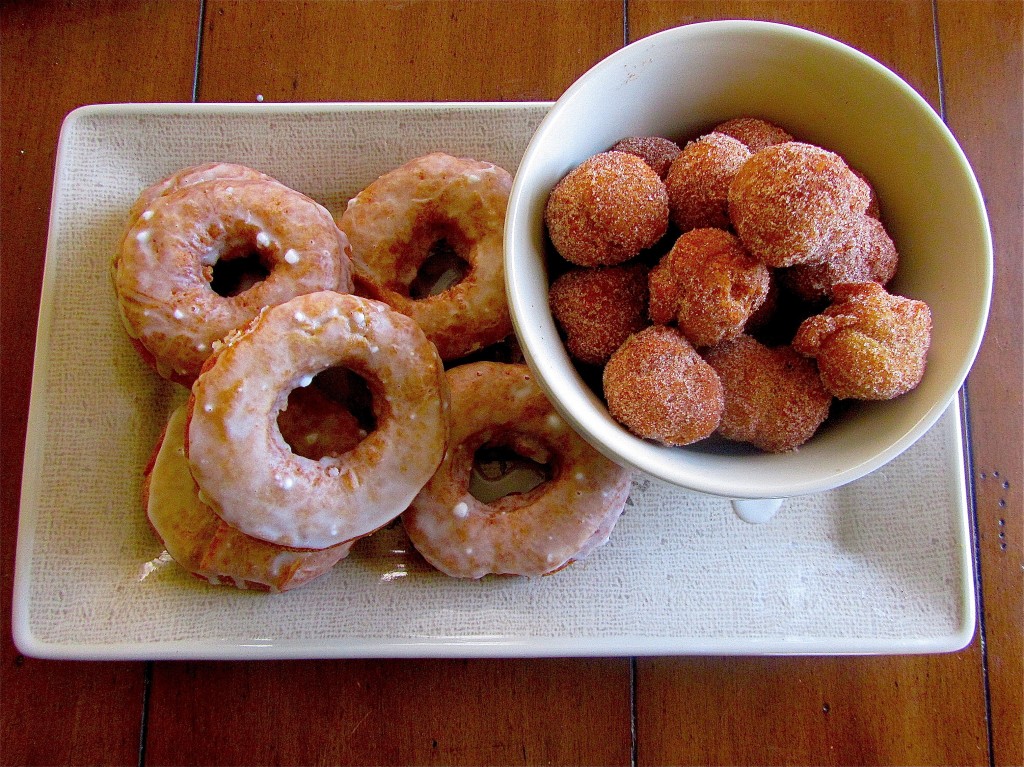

left=2, top=2, right=1020, bottom=765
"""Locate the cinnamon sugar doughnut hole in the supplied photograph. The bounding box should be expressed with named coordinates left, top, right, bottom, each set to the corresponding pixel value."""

left=603, top=325, right=723, bottom=446
left=712, top=116, right=793, bottom=152
left=705, top=334, right=832, bottom=453
left=792, top=281, right=932, bottom=400
left=781, top=214, right=898, bottom=303
left=548, top=263, right=649, bottom=366
left=610, top=136, right=682, bottom=179
left=727, top=142, right=871, bottom=267
left=664, top=132, right=751, bottom=231
left=545, top=151, right=669, bottom=267
left=647, top=228, right=769, bottom=348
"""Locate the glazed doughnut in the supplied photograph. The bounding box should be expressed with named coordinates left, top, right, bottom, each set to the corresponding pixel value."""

left=647, top=228, right=770, bottom=348
left=705, top=334, right=832, bottom=453
left=603, top=325, right=724, bottom=446
left=610, top=136, right=682, bottom=179
left=712, top=117, right=794, bottom=152
left=403, top=362, right=632, bottom=579
left=780, top=214, right=898, bottom=303
left=186, top=291, right=448, bottom=550
left=545, top=150, right=669, bottom=267
left=792, top=281, right=932, bottom=400
left=548, top=263, right=649, bottom=366
left=664, top=132, right=752, bottom=232
left=144, top=405, right=353, bottom=592
left=125, top=162, right=277, bottom=223
left=115, top=176, right=354, bottom=384
left=727, top=142, right=871, bottom=267
left=339, top=152, right=513, bottom=360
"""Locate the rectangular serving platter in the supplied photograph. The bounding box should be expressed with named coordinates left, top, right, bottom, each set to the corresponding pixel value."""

left=12, top=102, right=976, bottom=659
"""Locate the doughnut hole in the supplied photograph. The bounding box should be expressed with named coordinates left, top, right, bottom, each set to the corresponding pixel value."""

left=205, top=225, right=278, bottom=297
left=277, top=366, right=376, bottom=460
left=409, top=236, right=471, bottom=298
left=469, top=435, right=552, bottom=504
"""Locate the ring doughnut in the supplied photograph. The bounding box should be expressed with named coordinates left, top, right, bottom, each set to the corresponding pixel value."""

left=403, top=362, right=632, bottom=579
left=125, top=162, right=277, bottom=223
left=114, top=175, right=353, bottom=384
left=144, top=404, right=353, bottom=592
left=185, top=290, right=448, bottom=550
left=339, top=152, right=513, bottom=360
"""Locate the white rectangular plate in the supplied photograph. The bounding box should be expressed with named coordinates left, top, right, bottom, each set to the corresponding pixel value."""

left=13, top=103, right=975, bottom=659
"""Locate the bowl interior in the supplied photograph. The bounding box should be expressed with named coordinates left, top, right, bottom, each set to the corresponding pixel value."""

left=505, top=21, right=992, bottom=499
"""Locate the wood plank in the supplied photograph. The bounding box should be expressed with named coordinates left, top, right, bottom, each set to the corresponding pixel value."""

left=146, top=658, right=632, bottom=766
left=628, top=0, right=942, bottom=109
left=626, top=3, right=991, bottom=765
left=198, top=0, right=624, bottom=102
left=143, top=3, right=632, bottom=766
left=938, top=2, right=1024, bottom=765
left=0, top=2, right=200, bottom=765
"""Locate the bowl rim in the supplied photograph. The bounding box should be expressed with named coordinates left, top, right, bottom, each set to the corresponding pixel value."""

left=504, top=19, right=993, bottom=499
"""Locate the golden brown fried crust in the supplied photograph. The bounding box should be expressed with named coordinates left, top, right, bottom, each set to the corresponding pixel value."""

left=647, top=228, right=770, bottom=348
left=549, top=263, right=650, bottom=366
left=704, top=334, right=832, bottom=452
left=664, top=132, right=752, bottom=232
left=610, top=136, right=682, bottom=179
left=712, top=117, right=794, bottom=152
left=727, top=142, right=871, bottom=268
left=781, top=214, right=898, bottom=303
left=545, top=151, right=669, bottom=267
left=603, top=325, right=723, bottom=446
left=792, top=281, right=932, bottom=400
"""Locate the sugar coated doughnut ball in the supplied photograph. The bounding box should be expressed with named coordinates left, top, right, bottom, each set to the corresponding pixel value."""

left=648, top=228, right=770, bottom=348
left=728, top=142, right=871, bottom=268
left=705, top=334, right=832, bottom=452
left=792, top=281, right=932, bottom=400
left=712, top=117, right=794, bottom=152
left=664, top=132, right=752, bottom=232
left=781, top=214, right=898, bottom=303
left=603, top=325, right=723, bottom=446
left=610, top=136, right=682, bottom=179
left=851, top=168, right=882, bottom=219
left=549, top=263, right=649, bottom=365
left=545, top=151, right=669, bottom=267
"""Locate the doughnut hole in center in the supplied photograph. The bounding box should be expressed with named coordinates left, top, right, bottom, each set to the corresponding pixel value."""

left=468, top=432, right=552, bottom=505
left=407, top=225, right=471, bottom=299
left=205, top=225, right=275, bottom=297
left=276, top=366, right=377, bottom=461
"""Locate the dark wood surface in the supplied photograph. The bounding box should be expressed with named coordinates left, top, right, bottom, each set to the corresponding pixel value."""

left=2, top=2, right=1020, bottom=765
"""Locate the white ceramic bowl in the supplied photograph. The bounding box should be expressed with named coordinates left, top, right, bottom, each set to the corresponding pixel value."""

left=505, top=20, right=992, bottom=518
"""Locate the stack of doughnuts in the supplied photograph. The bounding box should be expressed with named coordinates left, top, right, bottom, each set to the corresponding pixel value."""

left=119, top=155, right=633, bottom=590
left=545, top=117, right=932, bottom=454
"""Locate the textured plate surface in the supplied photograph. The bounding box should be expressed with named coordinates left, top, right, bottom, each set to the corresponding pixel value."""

left=12, top=103, right=975, bottom=659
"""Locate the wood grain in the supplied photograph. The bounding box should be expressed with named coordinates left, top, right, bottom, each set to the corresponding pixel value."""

left=626, top=2, right=991, bottom=765
left=2, top=3, right=1020, bottom=766
left=198, top=0, right=624, bottom=102
left=938, top=2, right=1024, bottom=765
left=0, top=3, right=200, bottom=765
left=145, top=658, right=632, bottom=766
left=140, top=3, right=632, bottom=766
